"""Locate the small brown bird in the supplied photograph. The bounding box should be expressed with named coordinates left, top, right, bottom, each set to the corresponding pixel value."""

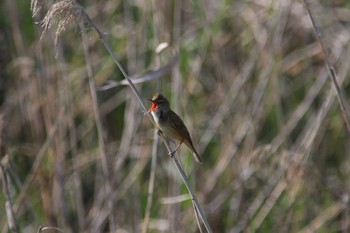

left=148, top=93, right=202, bottom=163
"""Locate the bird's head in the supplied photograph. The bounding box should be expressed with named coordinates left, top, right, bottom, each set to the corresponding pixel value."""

left=148, top=93, right=170, bottom=112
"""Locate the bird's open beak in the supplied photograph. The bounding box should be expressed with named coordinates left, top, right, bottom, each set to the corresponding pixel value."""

left=148, top=100, right=157, bottom=112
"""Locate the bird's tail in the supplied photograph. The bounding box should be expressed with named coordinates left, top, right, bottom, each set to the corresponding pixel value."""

left=193, top=150, right=203, bottom=164
left=184, top=139, right=203, bottom=164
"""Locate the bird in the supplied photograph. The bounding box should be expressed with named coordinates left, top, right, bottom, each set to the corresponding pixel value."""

left=148, top=93, right=202, bottom=163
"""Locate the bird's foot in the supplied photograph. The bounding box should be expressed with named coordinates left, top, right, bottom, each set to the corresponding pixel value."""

left=168, top=150, right=176, bottom=158
left=156, top=129, right=163, bottom=136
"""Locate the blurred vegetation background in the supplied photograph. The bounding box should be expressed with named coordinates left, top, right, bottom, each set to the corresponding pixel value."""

left=1, top=0, right=350, bottom=232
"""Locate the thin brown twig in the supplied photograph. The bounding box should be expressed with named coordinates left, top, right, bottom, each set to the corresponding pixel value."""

left=303, top=0, right=350, bottom=134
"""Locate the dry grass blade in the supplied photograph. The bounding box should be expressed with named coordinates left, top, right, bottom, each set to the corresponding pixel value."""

left=30, top=0, right=43, bottom=17
left=303, top=0, right=350, bottom=134
left=193, top=200, right=204, bottom=233
left=251, top=180, right=287, bottom=230
left=56, top=49, right=86, bottom=230
left=98, top=56, right=177, bottom=91
left=299, top=202, right=344, bottom=233
left=0, top=163, right=19, bottom=233
left=142, top=132, right=159, bottom=233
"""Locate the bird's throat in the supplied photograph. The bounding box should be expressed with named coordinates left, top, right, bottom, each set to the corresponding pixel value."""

left=150, top=110, right=161, bottom=125
left=148, top=102, right=158, bottom=112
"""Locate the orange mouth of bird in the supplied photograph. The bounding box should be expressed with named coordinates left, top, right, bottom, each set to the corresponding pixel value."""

left=148, top=101, right=158, bottom=112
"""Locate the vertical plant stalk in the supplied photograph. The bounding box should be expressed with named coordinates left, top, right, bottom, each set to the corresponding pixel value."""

left=79, top=22, right=116, bottom=231
left=303, top=0, right=350, bottom=134
left=141, top=132, right=158, bottom=233
left=152, top=0, right=162, bottom=94
left=171, top=0, right=182, bottom=231
left=192, top=201, right=204, bottom=233
left=56, top=42, right=86, bottom=231
left=54, top=42, right=72, bottom=232
left=0, top=163, right=19, bottom=233
left=142, top=2, right=162, bottom=231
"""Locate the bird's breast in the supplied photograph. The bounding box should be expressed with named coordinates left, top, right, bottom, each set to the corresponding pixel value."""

left=151, top=110, right=161, bottom=125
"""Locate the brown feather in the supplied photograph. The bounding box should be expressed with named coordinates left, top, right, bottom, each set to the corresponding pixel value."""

left=168, top=111, right=202, bottom=163
left=168, top=111, right=191, bottom=140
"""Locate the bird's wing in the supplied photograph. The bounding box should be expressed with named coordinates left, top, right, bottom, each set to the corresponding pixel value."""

left=168, top=111, right=192, bottom=142
left=168, top=111, right=202, bottom=163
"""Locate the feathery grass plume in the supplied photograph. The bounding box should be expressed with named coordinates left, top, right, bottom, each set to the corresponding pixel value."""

left=30, top=0, right=43, bottom=17
left=36, top=226, right=64, bottom=233
left=40, top=0, right=87, bottom=46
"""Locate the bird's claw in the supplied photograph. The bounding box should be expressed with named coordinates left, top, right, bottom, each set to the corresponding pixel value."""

left=157, top=129, right=163, bottom=136
left=168, top=151, right=175, bottom=157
